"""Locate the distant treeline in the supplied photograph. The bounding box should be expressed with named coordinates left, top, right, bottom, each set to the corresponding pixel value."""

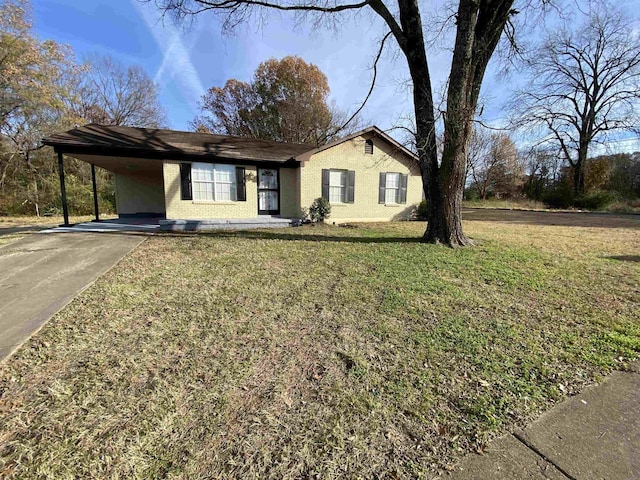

left=0, top=0, right=165, bottom=216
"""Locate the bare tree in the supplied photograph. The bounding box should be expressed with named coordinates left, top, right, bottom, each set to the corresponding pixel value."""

left=466, top=127, right=493, bottom=199
left=76, top=54, right=167, bottom=128
left=467, top=129, right=522, bottom=199
left=512, top=4, right=640, bottom=196
left=151, top=0, right=523, bottom=246
left=522, top=148, right=561, bottom=200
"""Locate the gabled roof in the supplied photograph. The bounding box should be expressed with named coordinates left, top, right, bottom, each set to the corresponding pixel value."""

left=295, top=126, right=419, bottom=164
left=42, top=124, right=313, bottom=164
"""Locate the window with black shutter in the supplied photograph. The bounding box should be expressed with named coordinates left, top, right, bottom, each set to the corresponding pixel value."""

left=380, top=172, right=408, bottom=204
left=321, top=169, right=330, bottom=200
left=399, top=174, right=408, bottom=204
left=323, top=169, right=355, bottom=203
left=235, top=167, right=246, bottom=201
left=346, top=170, right=355, bottom=203
left=180, top=163, right=192, bottom=200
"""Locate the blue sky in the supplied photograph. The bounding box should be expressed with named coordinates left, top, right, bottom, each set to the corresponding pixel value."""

left=31, top=0, right=640, bottom=153
left=30, top=0, right=462, bottom=134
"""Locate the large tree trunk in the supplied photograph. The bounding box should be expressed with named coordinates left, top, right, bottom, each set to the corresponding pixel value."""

left=427, top=117, right=472, bottom=246
left=572, top=162, right=585, bottom=196
left=573, top=141, right=588, bottom=196
left=384, top=0, right=514, bottom=246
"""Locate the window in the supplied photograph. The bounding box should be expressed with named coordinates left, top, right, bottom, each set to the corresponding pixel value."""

left=365, top=139, right=374, bottom=155
left=385, top=172, right=400, bottom=204
left=329, top=170, right=346, bottom=203
left=379, top=172, right=408, bottom=204
left=322, top=169, right=355, bottom=203
left=192, top=163, right=236, bottom=201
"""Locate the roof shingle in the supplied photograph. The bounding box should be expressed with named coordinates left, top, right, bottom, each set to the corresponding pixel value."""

left=42, top=124, right=314, bottom=163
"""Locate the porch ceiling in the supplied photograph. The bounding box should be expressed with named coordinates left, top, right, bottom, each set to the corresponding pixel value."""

left=70, top=154, right=164, bottom=175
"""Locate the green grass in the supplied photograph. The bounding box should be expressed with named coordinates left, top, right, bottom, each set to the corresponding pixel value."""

left=463, top=198, right=550, bottom=210
left=0, top=218, right=639, bottom=478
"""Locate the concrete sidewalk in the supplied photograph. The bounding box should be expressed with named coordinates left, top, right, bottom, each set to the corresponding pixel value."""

left=449, top=362, right=640, bottom=479
left=0, top=233, right=144, bottom=361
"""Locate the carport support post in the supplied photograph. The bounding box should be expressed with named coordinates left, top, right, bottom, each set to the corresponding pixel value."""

left=57, top=151, right=70, bottom=226
left=91, top=163, right=100, bottom=222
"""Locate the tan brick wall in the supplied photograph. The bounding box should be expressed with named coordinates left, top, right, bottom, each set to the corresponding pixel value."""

left=279, top=167, right=300, bottom=218
left=163, top=162, right=259, bottom=219
left=300, top=135, right=422, bottom=222
left=115, top=172, right=165, bottom=215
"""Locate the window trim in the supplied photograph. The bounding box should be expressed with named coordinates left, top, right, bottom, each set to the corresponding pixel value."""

left=385, top=172, right=401, bottom=204
left=192, top=162, right=237, bottom=202
left=329, top=169, right=347, bottom=204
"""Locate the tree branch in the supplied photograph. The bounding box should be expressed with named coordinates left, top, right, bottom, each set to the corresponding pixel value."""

left=318, top=30, right=392, bottom=144
left=157, top=0, right=369, bottom=15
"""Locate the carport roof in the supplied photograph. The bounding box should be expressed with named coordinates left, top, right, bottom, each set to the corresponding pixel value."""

left=42, top=124, right=314, bottom=165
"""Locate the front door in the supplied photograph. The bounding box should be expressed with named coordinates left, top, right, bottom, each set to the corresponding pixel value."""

left=257, top=168, right=280, bottom=215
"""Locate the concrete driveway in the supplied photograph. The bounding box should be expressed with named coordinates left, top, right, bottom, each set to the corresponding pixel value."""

left=0, top=233, right=144, bottom=361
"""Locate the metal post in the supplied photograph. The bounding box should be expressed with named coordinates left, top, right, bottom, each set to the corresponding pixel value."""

left=91, top=163, right=100, bottom=222
left=57, top=151, right=70, bottom=226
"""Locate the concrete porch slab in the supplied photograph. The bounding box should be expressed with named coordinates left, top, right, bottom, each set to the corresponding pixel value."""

left=160, top=217, right=299, bottom=231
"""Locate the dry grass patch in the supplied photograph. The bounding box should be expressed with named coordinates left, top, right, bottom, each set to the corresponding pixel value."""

left=0, top=215, right=639, bottom=478
left=463, top=198, right=550, bottom=211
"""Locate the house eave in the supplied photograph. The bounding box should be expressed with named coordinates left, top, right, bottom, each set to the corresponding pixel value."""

left=44, top=143, right=301, bottom=168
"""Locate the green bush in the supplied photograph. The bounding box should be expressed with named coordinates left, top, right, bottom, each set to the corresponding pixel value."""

left=415, top=200, right=429, bottom=220
left=543, top=188, right=574, bottom=209
left=308, top=197, right=331, bottom=223
left=464, top=186, right=480, bottom=201
left=574, top=190, right=618, bottom=210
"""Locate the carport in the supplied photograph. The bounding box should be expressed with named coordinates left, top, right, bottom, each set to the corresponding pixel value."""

left=43, top=125, right=173, bottom=226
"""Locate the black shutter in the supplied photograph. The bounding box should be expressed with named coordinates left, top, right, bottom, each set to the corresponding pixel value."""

left=180, top=163, right=192, bottom=200
left=399, top=174, right=408, bottom=204
left=322, top=169, right=330, bottom=200
left=346, top=170, right=355, bottom=203
left=379, top=172, right=386, bottom=204
left=235, top=166, right=246, bottom=201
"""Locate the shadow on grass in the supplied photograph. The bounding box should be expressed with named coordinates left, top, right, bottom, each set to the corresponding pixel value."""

left=0, top=225, right=50, bottom=236
left=605, top=255, right=640, bottom=263
left=187, top=229, right=424, bottom=244
left=32, top=227, right=425, bottom=244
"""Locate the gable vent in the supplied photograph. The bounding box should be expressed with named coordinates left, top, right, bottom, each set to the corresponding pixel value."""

left=365, top=139, right=374, bottom=155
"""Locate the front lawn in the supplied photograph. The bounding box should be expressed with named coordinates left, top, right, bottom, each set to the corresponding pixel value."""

left=1, top=217, right=638, bottom=478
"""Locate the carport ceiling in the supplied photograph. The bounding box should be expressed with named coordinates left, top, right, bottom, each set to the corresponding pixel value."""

left=70, top=154, right=164, bottom=175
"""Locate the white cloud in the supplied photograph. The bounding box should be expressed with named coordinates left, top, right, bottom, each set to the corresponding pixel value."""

left=130, top=1, right=206, bottom=113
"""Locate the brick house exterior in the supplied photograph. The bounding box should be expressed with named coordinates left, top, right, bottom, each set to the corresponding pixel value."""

left=43, top=124, right=422, bottom=227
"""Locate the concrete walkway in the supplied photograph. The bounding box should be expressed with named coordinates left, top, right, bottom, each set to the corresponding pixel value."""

left=449, top=362, right=640, bottom=479
left=0, top=233, right=144, bottom=361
